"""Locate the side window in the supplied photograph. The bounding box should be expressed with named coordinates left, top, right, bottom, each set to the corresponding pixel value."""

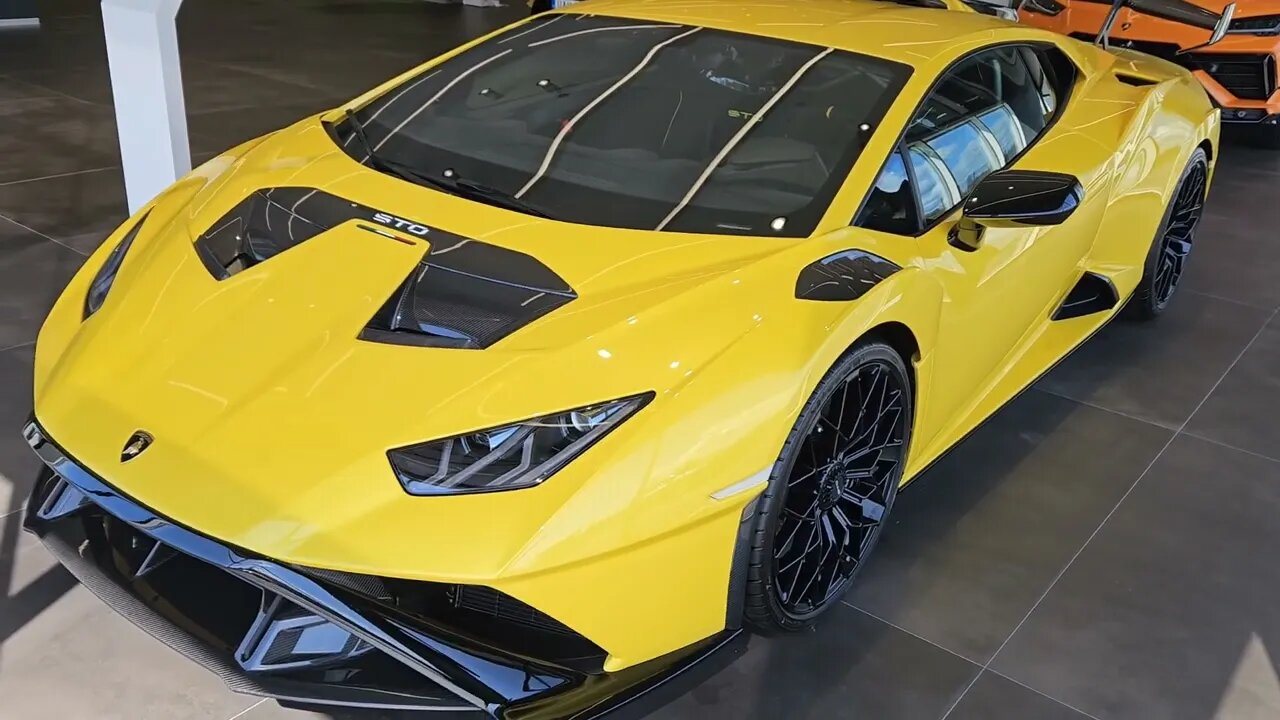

left=907, top=146, right=954, bottom=222
left=857, top=151, right=918, bottom=235
left=856, top=44, right=1075, bottom=234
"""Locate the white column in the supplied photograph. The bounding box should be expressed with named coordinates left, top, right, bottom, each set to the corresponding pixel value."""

left=101, top=0, right=189, bottom=213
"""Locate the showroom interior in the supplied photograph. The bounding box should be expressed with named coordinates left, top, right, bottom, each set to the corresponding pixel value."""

left=1, top=1, right=1280, bottom=719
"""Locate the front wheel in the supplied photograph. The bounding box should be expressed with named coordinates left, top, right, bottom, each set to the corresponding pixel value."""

left=1123, top=147, right=1208, bottom=321
left=743, top=341, right=913, bottom=632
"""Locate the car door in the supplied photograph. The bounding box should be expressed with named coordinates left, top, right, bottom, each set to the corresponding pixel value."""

left=856, top=42, right=1106, bottom=448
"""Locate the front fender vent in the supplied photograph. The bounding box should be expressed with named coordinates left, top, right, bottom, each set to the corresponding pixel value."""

left=795, top=249, right=901, bottom=301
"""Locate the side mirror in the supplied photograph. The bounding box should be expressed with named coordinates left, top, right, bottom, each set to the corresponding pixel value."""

left=949, top=169, right=1084, bottom=252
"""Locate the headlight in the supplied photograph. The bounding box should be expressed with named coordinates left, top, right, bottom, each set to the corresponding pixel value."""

left=389, top=394, right=652, bottom=496
left=1228, top=14, right=1280, bottom=34
left=84, top=214, right=147, bottom=319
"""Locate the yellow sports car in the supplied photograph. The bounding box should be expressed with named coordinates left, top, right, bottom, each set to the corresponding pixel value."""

left=23, top=0, right=1222, bottom=716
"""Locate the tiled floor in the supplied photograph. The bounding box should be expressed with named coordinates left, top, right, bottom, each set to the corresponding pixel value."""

left=2, top=2, right=1280, bottom=719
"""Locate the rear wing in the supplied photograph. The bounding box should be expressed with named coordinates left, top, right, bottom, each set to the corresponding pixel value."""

left=1096, top=0, right=1236, bottom=51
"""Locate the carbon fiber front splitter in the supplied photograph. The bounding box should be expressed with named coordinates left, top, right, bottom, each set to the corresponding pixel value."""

left=20, top=419, right=746, bottom=719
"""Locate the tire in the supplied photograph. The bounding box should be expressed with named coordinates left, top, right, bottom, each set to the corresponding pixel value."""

left=1123, top=147, right=1208, bottom=321
left=530, top=0, right=552, bottom=12
left=743, top=340, right=913, bottom=633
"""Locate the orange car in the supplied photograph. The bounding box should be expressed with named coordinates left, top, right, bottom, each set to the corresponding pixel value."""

left=1022, top=0, right=1280, bottom=142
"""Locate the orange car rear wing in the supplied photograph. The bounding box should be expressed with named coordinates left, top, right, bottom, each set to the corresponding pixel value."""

left=1095, top=0, right=1236, bottom=50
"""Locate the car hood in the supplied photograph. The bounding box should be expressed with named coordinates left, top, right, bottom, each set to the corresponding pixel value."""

left=32, top=121, right=793, bottom=578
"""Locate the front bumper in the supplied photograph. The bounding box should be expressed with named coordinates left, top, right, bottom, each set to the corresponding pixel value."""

left=20, top=420, right=744, bottom=718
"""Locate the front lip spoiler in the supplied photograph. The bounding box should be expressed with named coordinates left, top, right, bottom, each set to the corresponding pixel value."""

left=20, top=419, right=746, bottom=718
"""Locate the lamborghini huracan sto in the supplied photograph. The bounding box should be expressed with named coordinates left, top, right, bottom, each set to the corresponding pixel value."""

left=1021, top=0, right=1280, bottom=140
left=23, top=0, right=1220, bottom=716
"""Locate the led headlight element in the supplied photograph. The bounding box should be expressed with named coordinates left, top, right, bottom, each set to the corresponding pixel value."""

left=84, top=213, right=148, bottom=319
left=389, top=394, right=652, bottom=496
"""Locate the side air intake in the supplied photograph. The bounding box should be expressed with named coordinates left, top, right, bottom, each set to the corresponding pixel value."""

left=1053, top=271, right=1119, bottom=320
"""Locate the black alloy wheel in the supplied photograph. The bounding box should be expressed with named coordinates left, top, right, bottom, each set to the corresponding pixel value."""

left=744, top=341, right=912, bottom=631
left=1153, top=157, right=1206, bottom=306
left=1125, top=148, right=1208, bottom=320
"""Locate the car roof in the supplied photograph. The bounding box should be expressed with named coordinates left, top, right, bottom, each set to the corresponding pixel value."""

left=563, top=0, right=1017, bottom=68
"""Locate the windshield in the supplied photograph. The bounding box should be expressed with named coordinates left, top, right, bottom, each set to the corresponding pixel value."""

left=335, top=15, right=911, bottom=237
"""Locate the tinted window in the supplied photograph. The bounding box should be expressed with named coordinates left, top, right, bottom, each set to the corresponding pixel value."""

left=857, top=150, right=916, bottom=235
left=858, top=44, right=1074, bottom=232
left=976, top=105, right=1026, bottom=161
left=926, top=121, right=1000, bottom=200
left=335, top=15, right=911, bottom=236
left=907, top=146, right=953, bottom=222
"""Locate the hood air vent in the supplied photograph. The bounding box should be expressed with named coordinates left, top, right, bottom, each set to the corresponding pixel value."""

left=192, top=186, right=577, bottom=348
left=361, top=240, right=576, bottom=349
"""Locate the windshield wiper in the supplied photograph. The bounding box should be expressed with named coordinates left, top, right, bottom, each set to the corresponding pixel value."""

left=445, top=173, right=551, bottom=218
left=342, top=110, right=445, bottom=187
left=340, top=110, right=551, bottom=219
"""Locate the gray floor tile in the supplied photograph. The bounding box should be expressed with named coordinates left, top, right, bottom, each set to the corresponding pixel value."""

left=948, top=672, right=1093, bottom=720
left=993, top=435, right=1280, bottom=720
left=0, top=225, right=85, bottom=349
left=1183, top=214, right=1280, bottom=311
left=0, top=543, right=251, bottom=720
left=7, top=56, right=333, bottom=116
left=1198, top=181, right=1280, bottom=235
left=1186, top=316, right=1280, bottom=461
left=0, top=167, right=127, bottom=246
left=1036, top=292, right=1270, bottom=429
left=179, top=60, right=349, bottom=116
left=0, top=75, right=60, bottom=104
left=657, top=605, right=979, bottom=720
left=0, top=344, right=40, bottom=523
left=848, top=389, right=1171, bottom=662
left=1215, top=135, right=1280, bottom=178
left=0, top=96, right=120, bottom=183
left=187, top=101, right=337, bottom=157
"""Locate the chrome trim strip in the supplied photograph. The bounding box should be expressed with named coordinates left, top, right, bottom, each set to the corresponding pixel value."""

left=22, top=421, right=489, bottom=711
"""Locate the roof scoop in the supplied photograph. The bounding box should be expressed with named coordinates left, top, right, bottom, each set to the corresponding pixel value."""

left=1095, top=0, right=1236, bottom=51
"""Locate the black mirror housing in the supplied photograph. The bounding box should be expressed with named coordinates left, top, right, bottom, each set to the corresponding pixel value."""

left=950, top=169, right=1083, bottom=251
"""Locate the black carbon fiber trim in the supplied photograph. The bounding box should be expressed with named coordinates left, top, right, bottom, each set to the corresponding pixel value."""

left=302, top=567, right=393, bottom=601
left=39, top=530, right=463, bottom=711
left=451, top=585, right=578, bottom=636
left=193, top=187, right=454, bottom=281
left=724, top=496, right=759, bottom=629
left=361, top=240, right=576, bottom=349
left=191, top=186, right=577, bottom=349
left=1052, top=271, right=1119, bottom=320
left=794, top=249, right=901, bottom=301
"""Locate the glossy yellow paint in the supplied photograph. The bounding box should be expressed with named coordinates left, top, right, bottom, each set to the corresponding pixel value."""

left=31, top=0, right=1217, bottom=671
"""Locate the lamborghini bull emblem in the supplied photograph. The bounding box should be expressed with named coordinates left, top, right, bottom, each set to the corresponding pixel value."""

left=121, top=431, right=154, bottom=462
